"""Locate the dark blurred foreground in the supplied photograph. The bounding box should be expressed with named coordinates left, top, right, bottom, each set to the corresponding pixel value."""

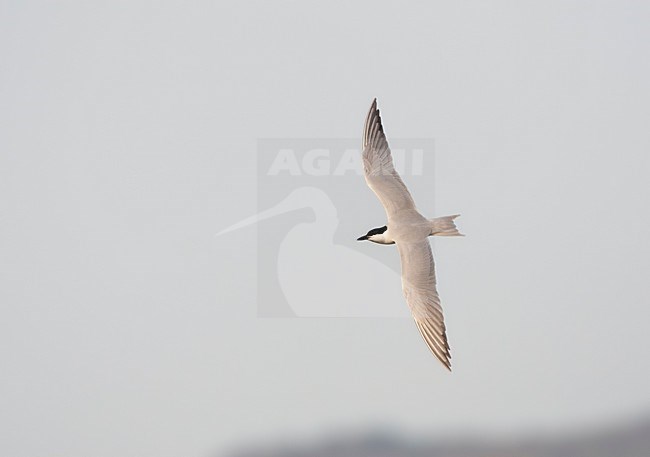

left=226, top=417, right=650, bottom=457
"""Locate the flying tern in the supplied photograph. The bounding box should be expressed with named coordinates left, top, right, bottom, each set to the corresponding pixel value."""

left=357, top=99, right=463, bottom=371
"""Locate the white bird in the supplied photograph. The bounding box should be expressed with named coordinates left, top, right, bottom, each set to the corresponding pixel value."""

left=356, top=99, right=463, bottom=371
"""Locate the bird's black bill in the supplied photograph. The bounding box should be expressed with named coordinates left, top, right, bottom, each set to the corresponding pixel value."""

left=357, top=235, right=368, bottom=241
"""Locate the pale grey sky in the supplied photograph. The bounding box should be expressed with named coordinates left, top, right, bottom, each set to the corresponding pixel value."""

left=1, top=1, right=649, bottom=456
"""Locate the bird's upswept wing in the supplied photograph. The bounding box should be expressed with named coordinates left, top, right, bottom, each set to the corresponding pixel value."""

left=362, top=99, right=417, bottom=218
left=397, top=239, right=452, bottom=370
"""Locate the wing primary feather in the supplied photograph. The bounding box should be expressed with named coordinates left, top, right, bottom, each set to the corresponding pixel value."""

left=363, top=98, right=378, bottom=147
left=419, top=319, right=451, bottom=356
left=416, top=321, right=452, bottom=371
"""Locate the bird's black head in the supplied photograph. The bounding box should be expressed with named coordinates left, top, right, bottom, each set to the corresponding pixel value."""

left=357, top=225, right=389, bottom=242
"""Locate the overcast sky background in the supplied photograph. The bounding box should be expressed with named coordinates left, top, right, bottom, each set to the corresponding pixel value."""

left=2, top=1, right=650, bottom=456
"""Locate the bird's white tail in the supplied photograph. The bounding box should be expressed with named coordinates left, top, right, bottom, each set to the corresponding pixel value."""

left=429, top=215, right=463, bottom=236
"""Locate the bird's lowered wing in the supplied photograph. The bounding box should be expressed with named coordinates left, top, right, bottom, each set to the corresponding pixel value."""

left=397, top=239, right=452, bottom=370
left=362, top=99, right=416, bottom=218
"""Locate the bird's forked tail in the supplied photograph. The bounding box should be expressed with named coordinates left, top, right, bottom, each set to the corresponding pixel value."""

left=429, top=215, right=463, bottom=236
